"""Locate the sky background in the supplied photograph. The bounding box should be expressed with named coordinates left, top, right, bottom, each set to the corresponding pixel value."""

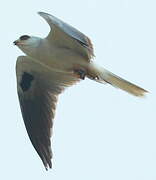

left=0, top=0, right=155, bottom=179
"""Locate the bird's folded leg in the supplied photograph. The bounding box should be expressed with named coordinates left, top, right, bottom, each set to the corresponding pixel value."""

left=73, top=69, right=87, bottom=80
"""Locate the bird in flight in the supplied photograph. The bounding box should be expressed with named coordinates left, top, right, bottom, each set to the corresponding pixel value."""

left=14, top=12, right=148, bottom=170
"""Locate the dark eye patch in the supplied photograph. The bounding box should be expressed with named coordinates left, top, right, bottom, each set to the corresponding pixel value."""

left=20, top=35, right=30, bottom=41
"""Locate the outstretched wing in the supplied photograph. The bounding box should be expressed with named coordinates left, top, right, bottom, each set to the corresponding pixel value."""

left=38, top=11, right=94, bottom=59
left=16, top=56, right=79, bottom=170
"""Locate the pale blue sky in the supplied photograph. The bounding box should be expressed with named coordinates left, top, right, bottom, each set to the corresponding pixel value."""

left=0, top=0, right=155, bottom=179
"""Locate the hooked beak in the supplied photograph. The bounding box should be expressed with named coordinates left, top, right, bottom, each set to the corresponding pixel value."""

left=13, top=40, right=19, bottom=45
left=13, top=40, right=26, bottom=46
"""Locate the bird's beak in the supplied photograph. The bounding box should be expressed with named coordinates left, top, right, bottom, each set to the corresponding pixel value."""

left=13, top=40, right=19, bottom=45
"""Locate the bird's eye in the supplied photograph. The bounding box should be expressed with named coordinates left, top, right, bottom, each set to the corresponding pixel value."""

left=20, top=35, right=30, bottom=41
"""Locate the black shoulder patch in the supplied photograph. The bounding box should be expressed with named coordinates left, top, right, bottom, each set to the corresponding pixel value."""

left=20, top=72, right=34, bottom=92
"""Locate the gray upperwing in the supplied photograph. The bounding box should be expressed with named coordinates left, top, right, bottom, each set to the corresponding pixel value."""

left=38, top=12, right=94, bottom=59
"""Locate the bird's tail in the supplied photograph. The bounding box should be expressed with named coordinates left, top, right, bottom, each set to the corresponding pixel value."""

left=87, top=62, right=148, bottom=97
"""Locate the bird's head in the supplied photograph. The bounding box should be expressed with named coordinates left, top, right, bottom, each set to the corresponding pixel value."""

left=13, top=35, right=41, bottom=56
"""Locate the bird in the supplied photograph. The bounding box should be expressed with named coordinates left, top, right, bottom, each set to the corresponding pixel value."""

left=14, top=12, right=148, bottom=170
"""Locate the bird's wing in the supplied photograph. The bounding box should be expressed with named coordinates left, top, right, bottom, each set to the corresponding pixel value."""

left=38, top=11, right=94, bottom=59
left=16, top=56, right=79, bottom=170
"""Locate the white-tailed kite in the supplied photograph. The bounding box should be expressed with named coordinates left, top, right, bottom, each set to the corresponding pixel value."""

left=14, top=12, right=148, bottom=170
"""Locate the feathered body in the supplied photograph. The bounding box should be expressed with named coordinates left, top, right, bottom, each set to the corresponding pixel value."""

left=14, top=12, right=148, bottom=170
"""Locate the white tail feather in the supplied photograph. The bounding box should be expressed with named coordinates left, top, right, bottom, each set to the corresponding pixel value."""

left=88, top=63, right=148, bottom=97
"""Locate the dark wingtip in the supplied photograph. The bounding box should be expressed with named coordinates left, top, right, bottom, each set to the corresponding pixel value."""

left=38, top=11, right=43, bottom=15
left=43, top=158, right=52, bottom=171
left=38, top=11, right=47, bottom=16
left=44, top=163, right=52, bottom=171
left=44, top=165, right=49, bottom=171
left=38, top=11, right=52, bottom=18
